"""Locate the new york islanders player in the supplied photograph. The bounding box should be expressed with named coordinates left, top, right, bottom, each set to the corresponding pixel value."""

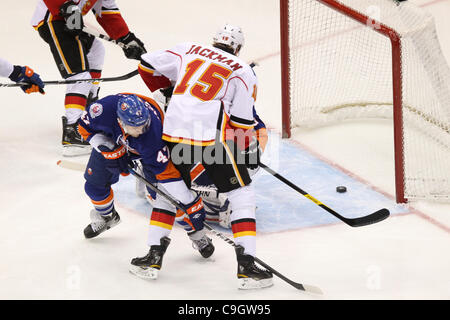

left=0, top=58, right=45, bottom=94
left=137, top=24, right=273, bottom=289
left=77, top=93, right=214, bottom=271
left=32, top=0, right=146, bottom=156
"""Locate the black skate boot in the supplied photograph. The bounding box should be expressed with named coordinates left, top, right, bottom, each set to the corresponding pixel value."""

left=190, top=232, right=215, bottom=258
left=84, top=208, right=121, bottom=239
left=235, top=245, right=273, bottom=289
left=129, top=237, right=171, bottom=280
left=62, top=116, right=91, bottom=157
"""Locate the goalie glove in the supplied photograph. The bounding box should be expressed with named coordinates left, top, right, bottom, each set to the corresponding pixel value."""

left=60, top=1, right=84, bottom=36
left=117, top=32, right=147, bottom=60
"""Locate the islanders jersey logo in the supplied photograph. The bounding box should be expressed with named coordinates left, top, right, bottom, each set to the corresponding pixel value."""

left=120, top=102, right=129, bottom=111
left=89, top=103, right=103, bottom=118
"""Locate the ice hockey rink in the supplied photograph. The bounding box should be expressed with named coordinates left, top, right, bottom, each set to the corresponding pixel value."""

left=0, top=0, right=449, bottom=300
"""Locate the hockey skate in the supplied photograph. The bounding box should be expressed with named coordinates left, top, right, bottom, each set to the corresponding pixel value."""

left=190, top=233, right=215, bottom=258
left=129, top=237, right=171, bottom=280
left=62, top=116, right=92, bottom=157
left=235, top=246, right=273, bottom=289
left=83, top=208, right=121, bottom=239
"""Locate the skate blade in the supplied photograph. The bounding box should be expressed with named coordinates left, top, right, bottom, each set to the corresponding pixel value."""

left=129, top=265, right=159, bottom=280
left=238, top=277, right=273, bottom=290
left=62, top=145, right=92, bottom=157
left=84, top=219, right=121, bottom=239
left=106, top=218, right=121, bottom=230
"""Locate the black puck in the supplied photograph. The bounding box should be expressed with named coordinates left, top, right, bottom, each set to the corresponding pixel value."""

left=336, top=186, right=347, bottom=193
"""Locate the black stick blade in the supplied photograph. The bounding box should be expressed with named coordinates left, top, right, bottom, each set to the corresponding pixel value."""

left=344, top=208, right=390, bottom=227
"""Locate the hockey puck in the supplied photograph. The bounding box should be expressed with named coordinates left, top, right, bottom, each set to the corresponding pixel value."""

left=336, top=186, right=347, bottom=193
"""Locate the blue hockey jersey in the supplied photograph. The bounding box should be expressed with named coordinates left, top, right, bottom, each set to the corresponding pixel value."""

left=78, top=93, right=182, bottom=183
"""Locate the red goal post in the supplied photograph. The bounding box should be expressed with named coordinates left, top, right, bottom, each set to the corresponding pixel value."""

left=279, top=0, right=450, bottom=203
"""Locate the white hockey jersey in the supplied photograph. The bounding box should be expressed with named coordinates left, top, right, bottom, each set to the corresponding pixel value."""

left=139, top=42, right=257, bottom=146
left=0, top=58, right=13, bottom=78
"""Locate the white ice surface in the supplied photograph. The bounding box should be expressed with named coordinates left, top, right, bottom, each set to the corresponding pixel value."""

left=0, top=0, right=449, bottom=300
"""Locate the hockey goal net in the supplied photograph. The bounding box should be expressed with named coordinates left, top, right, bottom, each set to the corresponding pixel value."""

left=280, top=0, right=450, bottom=203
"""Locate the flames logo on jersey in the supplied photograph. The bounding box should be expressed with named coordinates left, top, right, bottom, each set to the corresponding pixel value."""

left=81, top=0, right=95, bottom=15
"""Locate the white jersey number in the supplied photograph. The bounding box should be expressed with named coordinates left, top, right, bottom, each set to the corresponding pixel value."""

left=157, top=146, right=169, bottom=163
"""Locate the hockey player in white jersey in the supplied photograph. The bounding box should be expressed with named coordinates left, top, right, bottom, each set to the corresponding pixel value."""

left=136, top=24, right=273, bottom=289
left=136, top=104, right=268, bottom=230
left=31, top=0, right=146, bottom=156
left=0, top=58, right=45, bottom=94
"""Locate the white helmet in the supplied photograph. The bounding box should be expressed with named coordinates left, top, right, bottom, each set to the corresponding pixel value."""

left=213, top=24, right=245, bottom=55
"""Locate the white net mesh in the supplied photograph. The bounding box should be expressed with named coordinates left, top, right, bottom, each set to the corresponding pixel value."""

left=287, top=0, right=450, bottom=201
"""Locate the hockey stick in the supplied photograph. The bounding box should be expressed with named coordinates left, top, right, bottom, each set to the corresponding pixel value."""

left=1, top=26, right=138, bottom=88
left=56, top=161, right=324, bottom=292
left=0, top=69, right=139, bottom=88
left=56, top=160, right=85, bottom=171
left=127, top=165, right=322, bottom=295
left=259, top=162, right=390, bottom=227
left=81, top=28, right=129, bottom=49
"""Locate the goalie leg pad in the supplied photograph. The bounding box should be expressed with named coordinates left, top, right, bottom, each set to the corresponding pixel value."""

left=192, top=184, right=232, bottom=228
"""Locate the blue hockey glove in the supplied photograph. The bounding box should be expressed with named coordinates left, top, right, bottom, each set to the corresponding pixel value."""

left=98, top=145, right=130, bottom=175
left=9, top=66, right=45, bottom=94
left=179, top=193, right=206, bottom=232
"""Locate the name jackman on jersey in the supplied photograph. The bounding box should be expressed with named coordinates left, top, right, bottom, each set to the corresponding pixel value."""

left=185, top=45, right=243, bottom=71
